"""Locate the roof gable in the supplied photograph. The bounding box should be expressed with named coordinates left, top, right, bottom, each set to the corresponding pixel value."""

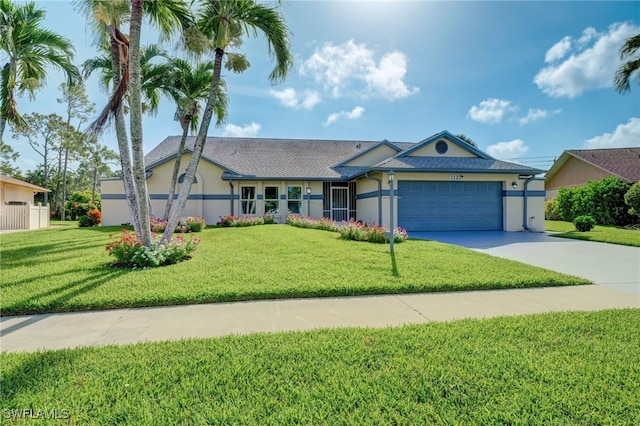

left=397, top=130, right=492, bottom=159
left=546, top=147, right=640, bottom=183
left=333, top=140, right=402, bottom=167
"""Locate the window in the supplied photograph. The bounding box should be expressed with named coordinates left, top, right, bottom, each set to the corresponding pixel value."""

left=241, top=186, right=256, bottom=214
left=264, top=186, right=279, bottom=214
left=287, top=186, right=302, bottom=214
left=435, top=140, right=448, bottom=154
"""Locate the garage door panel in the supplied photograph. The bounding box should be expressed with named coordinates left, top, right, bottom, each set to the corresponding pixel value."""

left=398, top=181, right=502, bottom=231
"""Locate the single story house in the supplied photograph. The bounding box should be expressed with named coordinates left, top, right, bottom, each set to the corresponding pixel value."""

left=545, top=147, right=640, bottom=199
left=0, top=174, right=50, bottom=230
left=101, top=130, right=545, bottom=232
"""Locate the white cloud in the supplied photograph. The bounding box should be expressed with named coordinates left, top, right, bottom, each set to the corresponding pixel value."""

left=300, top=40, right=419, bottom=100
left=468, top=98, right=515, bottom=124
left=222, top=122, right=261, bottom=137
left=270, top=88, right=321, bottom=110
left=486, top=139, right=530, bottom=159
left=545, top=36, right=572, bottom=63
left=324, top=106, right=365, bottom=126
left=584, top=117, right=640, bottom=149
left=534, top=22, right=640, bottom=98
left=518, top=108, right=562, bottom=125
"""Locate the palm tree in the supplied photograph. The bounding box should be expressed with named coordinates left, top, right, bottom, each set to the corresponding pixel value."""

left=82, top=44, right=173, bottom=116
left=162, top=58, right=228, bottom=220
left=614, top=32, right=640, bottom=94
left=0, top=0, right=80, bottom=142
left=162, top=0, right=293, bottom=243
left=73, top=0, right=192, bottom=246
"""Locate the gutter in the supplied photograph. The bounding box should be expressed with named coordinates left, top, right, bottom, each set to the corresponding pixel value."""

left=226, top=178, right=235, bottom=215
left=364, top=172, right=382, bottom=225
left=522, top=175, right=535, bottom=231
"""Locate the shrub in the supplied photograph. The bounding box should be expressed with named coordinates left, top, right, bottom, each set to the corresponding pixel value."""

left=544, top=199, right=562, bottom=221
left=150, top=216, right=206, bottom=233
left=556, top=177, right=633, bottom=225
left=216, top=215, right=274, bottom=227
left=286, top=214, right=341, bottom=232
left=625, top=182, right=640, bottom=218
left=88, top=209, right=102, bottom=225
left=105, top=230, right=200, bottom=268
left=573, top=215, right=596, bottom=232
left=338, top=219, right=408, bottom=244
left=78, top=215, right=93, bottom=228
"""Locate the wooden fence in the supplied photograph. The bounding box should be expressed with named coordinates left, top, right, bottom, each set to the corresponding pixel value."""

left=0, top=203, right=50, bottom=231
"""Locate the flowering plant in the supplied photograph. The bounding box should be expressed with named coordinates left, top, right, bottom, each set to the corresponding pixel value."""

left=217, top=215, right=276, bottom=227
left=287, top=215, right=408, bottom=244
left=106, top=229, right=200, bottom=268
left=150, top=216, right=206, bottom=233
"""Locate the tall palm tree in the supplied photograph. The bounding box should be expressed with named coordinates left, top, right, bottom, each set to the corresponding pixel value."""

left=614, top=32, right=640, bottom=94
left=0, top=0, right=80, bottom=142
left=82, top=44, right=173, bottom=116
left=162, top=0, right=293, bottom=243
left=162, top=58, right=228, bottom=220
left=73, top=0, right=192, bottom=246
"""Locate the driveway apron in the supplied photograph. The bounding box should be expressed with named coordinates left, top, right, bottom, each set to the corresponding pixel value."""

left=411, top=231, right=640, bottom=295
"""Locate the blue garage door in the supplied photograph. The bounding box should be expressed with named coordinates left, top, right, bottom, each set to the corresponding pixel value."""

left=398, top=181, right=503, bottom=231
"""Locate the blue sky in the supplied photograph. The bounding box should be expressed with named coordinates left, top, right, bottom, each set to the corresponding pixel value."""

left=8, top=1, right=640, bottom=173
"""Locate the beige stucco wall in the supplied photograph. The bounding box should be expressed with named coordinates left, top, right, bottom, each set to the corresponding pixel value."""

left=408, top=140, right=477, bottom=158
left=545, top=157, right=611, bottom=199
left=1, top=183, right=36, bottom=204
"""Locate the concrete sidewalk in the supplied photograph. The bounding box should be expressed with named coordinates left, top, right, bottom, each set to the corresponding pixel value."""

left=2, top=285, right=639, bottom=353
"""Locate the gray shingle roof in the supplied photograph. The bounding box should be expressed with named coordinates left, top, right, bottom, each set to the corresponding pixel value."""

left=144, top=136, right=541, bottom=179
left=145, top=136, right=404, bottom=179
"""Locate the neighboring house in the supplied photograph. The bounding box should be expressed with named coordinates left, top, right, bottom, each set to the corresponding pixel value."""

left=545, top=147, right=640, bottom=199
left=101, top=130, right=545, bottom=232
left=0, top=174, right=50, bottom=230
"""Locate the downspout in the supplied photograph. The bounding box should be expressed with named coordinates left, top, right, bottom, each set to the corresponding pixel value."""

left=227, top=179, right=235, bottom=215
left=522, top=175, right=535, bottom=231
left=365, top=172, right=382, bottom=226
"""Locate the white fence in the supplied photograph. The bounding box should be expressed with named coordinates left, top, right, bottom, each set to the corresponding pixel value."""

left=0, top=203, right=50, bottom=231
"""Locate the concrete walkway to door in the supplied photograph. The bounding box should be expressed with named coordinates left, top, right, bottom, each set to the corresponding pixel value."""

left=411, top=231, right=640, bottom=295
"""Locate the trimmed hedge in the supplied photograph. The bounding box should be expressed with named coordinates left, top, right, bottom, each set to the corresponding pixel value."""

left=556, top=177, right=633, bottom=226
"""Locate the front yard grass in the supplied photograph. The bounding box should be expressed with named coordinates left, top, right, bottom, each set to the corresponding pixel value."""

left=1, top=309, right=638, bottom=424
left=546, top=220, right=640, bottom=247
left=1, top=224, right=589, bottom=316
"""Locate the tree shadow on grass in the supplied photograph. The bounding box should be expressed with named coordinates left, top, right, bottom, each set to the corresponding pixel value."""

left=2, top=267, right=130, bottom=316
left=390, top=251, right=400, bottom=278
left=1, top=240, right=109, bottom=268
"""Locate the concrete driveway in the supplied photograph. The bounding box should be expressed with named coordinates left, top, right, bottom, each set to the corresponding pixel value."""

left=411, top=231, right=640, bottom=296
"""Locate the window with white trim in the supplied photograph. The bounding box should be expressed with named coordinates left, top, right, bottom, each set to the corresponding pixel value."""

left=264, top=186, right=279, bottom=214
left=241, top=186, right=256, bottom=214
left=287, top=186, right=302, bottom=214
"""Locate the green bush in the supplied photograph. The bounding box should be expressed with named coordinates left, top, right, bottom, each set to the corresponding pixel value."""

left=78, top=215, right=93, bottom=228
left=624, top=182, right=640, bottom=218
left=556, top=177, right=632, bottom=225
left=573, top=215, right=596, bottom=232
left=544, top=199, right=562, bottom=220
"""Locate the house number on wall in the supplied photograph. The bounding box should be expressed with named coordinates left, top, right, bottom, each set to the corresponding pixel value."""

left=449, top=175, right=463, bottom=181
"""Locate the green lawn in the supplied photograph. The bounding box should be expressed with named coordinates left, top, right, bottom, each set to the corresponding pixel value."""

left=0, top=223, right=589, bottom=316
left=546, top=220, right=640, bottom=247
left=2, top=309, right=638, bottom=424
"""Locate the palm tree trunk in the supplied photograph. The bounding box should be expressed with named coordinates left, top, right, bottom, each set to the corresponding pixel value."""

left=129, top=0, right=152, bottom=247
left=109, top=27, right=141, bottom=235
left=0, top=115, right=6, bottom=143
left=61, top=146, right=69, bottom=220
left=162, top=48, right=224, bottom=243
left=163, top=122, right=189, bottom=220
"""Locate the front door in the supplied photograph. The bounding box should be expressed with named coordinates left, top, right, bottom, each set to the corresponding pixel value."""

left=331, top=187, right=348, bottom=221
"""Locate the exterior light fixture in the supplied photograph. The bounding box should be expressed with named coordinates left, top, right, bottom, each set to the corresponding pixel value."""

left=511, top=181, right=518, bottom=190
left=388, top=171, right=395, bottom=253
left=306, top=186, right=312, bottom=216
